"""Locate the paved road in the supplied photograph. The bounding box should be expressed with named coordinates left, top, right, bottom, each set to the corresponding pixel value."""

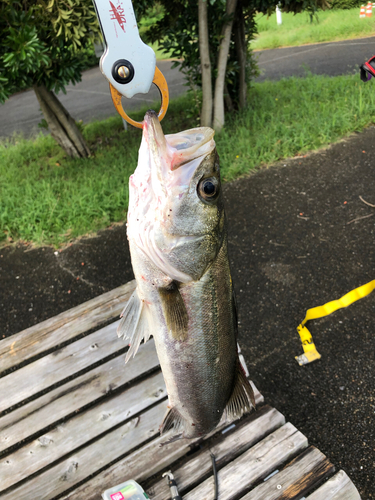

left=0, top=60, right=186, bottom=139
left=1, top=36, right=374, bottom=139
left=255, top=36, right=375, bottom=81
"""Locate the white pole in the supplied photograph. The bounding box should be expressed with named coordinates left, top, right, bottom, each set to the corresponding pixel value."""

left=276, top=5, right=282, bottom=25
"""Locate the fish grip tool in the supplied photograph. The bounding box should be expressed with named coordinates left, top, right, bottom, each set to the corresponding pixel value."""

left=295, top=279, right=375, bottom=365
left=360, top=55, right=375, bottom=82
left=162, top=471, right=182, bottom=500
left=92, top=0, right=169, bottom=128
left=109, top=67, right=169, bottom=128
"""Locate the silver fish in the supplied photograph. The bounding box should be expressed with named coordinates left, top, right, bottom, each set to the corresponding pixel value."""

left=118, top=110, right=255, bottom=439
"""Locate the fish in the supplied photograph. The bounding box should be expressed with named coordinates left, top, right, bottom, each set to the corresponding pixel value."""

left=118, top=110, right=255, bottom=439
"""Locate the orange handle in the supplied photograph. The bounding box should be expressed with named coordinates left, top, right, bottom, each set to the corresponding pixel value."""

left=109, top=66, right=169, bottom=129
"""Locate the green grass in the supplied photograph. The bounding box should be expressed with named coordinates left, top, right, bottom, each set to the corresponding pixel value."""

left=253, top=8, right=375, bottom=50
left=1, top=73, right=375, bottom=247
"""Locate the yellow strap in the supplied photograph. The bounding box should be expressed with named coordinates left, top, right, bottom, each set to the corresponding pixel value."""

left=295, top=279, right=375, bottom=366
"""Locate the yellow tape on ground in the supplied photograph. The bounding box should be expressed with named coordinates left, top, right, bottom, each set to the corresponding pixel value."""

left=295, top=279, right=375, bottom=366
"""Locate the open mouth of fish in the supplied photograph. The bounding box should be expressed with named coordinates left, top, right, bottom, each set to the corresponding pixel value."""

left=143, top=110, right=216, bottom=172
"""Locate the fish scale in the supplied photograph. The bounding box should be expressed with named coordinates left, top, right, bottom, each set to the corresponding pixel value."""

left=118, top=110, right=255, bottom=439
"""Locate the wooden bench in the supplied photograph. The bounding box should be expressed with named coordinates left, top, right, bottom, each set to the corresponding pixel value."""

left=0, top=281, right=361, bottom=499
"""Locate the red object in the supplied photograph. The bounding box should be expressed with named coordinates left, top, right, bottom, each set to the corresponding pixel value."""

left=360, top=55, right=375, bottom=81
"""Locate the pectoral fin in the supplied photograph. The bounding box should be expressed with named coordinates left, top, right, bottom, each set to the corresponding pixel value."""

left=158, top=281, right=188, bottom=341
left=224, top=359, right=255, bottom=421
left=117, top=288, right=151, bottom=363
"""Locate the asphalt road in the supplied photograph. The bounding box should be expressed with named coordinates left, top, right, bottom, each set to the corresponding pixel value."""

left=1, top=36, right=374, bottom=139
left=255, top=35, right=375, bottom=81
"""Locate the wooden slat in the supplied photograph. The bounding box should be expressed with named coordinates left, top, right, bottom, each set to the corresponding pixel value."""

left=183, top=423, right=308, bottom=500
left=0, top=339, right=159, bottom=453
left=306, top=470, right=361, bottom=500
left=62, top=408, right=273, bottom=500
left=0, top=402, right=168, bottom=500
left=241, top=447, right=334, bottom=500
left=0, top=371, right=166, bottom=491
left=0, top=341, right=261, bottom=453
left=0, top=320, right=124, bottom=413
left=146, top=406, right=285, bottom=500
left=62, top=430, right=202, bottom=500
left=0, top=281, right=136, bottom=374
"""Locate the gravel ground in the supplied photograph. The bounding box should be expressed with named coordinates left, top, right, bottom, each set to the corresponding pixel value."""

left=1, top=126, right=374, bottom=497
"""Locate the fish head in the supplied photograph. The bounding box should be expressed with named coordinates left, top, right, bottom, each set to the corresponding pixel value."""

left=127, top=110, right=226, bottom=283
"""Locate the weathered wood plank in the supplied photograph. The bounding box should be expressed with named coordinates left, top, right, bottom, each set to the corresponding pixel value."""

left=0, top=281, right=136, bottom=374
left=0, top=371, right=167, bottom=491
left=146, top=406, right=285, bottom=500
left=0, top=320, right=124, bottom=413
left=183, top=423, right=308, bottom=500
left=306, top=470, right=361, bottom=500
left=0, top=339, right=159, bottom=453
left=0, top=341, right=261, bottom=453
left=61, top=409, right=270, bottom=500
left=0, top=402, right=168, bottom=500
left=241, top=446, right=334, bottom=500
left=62, top=431, right=201, bottom=500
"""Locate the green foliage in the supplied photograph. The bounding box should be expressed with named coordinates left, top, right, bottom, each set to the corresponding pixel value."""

left=138, top=3, right=165, bottom=37
left=134, top=0, right=327, bottom=110
left=253, top=8, right=375, bottom=49
left=135, top=0, right=259, bottom=110
left=0, top=0, right=100, bottom=102
left=1, top=74, right=375, bottom=246
left=328, top=0, right=363, bottom=9
left=252, top=0, right=327, bottom=14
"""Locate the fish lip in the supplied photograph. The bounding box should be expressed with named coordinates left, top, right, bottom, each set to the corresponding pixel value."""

left=143, top=110, right=165, bottom=147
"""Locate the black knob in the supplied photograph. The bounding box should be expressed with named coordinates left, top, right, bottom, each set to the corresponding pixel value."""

left=112, top=59, right=135, bottom=84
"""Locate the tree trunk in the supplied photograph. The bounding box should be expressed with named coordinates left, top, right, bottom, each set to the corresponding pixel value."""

left=224, top=83, right=234, bottom=112
left=234, top=0, right=247, bottom=109
left=198, top=0, right=213, bottom=127
left=33, top=85, right=90, bottom=158
left=213, top=0, right=238, bottom=132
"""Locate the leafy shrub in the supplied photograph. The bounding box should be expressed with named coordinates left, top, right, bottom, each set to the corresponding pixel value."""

left=328, top=0, right=363, bottom=9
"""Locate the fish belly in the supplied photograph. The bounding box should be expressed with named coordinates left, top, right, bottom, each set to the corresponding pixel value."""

left=151, top=240, right=237, bottom=438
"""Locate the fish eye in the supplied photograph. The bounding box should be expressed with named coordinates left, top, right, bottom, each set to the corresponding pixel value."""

left=198, top=177, right=219, bottom=202
left=203, top=180, right=215, bottom=195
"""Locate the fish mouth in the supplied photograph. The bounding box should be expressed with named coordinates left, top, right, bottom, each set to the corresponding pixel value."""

left=143, top=110, right=215, bottom=172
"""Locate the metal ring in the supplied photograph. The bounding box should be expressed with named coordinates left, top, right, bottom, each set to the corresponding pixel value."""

left=109, top=66, right=169, bottom=129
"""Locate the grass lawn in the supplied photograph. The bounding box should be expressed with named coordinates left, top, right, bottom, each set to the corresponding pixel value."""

left=252, top=8, right=375, bottom=50
left=1, top=73, right=375, bottom=247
